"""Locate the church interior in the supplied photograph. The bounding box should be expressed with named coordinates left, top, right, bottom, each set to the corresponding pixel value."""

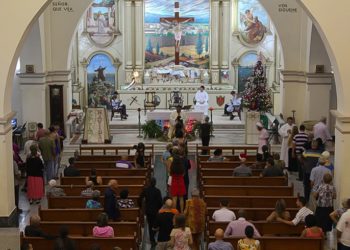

left=0, top=0, right=350, bottom=249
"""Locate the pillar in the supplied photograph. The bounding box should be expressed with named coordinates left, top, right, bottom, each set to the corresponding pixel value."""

left=124, top=0, right=133, bottom=70
left=134, top=0, right=143, bottom=68
left=211, top=0, right=220, bottom=84
left=221, top=0, right=230, bottom=69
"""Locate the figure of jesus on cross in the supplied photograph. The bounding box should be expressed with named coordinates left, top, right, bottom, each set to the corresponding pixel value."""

left=160, top=0, right=194, bottom=65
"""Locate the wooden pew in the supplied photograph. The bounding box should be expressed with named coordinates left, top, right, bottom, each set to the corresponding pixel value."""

left=60, top=176, right=146, bottom=185
left=76, top=154, right=148, bottom=162
left=207, top=220, right=304, bottom=236
left=77, top=168, right=149, bottom=177
left=197, top=155, right=256, bottom=162
left=207, top=236, right=323, bottom=250
left=39, top=208, right=140, bottom=222
left=202, top=185, right=294, bottom=196
left=206, top=207, right=299, bottom=221
left=75, top=161, right=151, bottom=169
left=80, top=144, right=154, bottom=157
left=47, top=196, right=138, bottom=209
left=204, top=196, right=298, bottom=208
left=39, top=221, right=138, bottom=237
left=196, top=145, right=258, bottom=157
left=201, top=168, right=262, bottom=177
left=199, top=161, right=262, bottom=169
left=57, top=185, right=143, bottom=196
left=21, top=233, right=137, bottom=250
left=201, top=176, right=287, bottom=186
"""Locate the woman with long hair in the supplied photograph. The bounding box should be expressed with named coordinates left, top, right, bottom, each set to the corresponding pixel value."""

left=134, top=142, right=146, bottom=168
left=266, top=198, right=291, bottom=222
left=85, top=168, right=102, bottom=186
left=170, top=155, right=186, bottom=212
left=169, top=214, right=192, bottom=250
left=26, top=145, right=45, bottom=204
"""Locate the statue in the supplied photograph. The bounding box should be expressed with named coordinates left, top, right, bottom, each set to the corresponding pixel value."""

left=95, top=66, right=106, bottom=82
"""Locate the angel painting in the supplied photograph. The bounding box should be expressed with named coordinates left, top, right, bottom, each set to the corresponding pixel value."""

left=239, top=6, right=268, bottom=45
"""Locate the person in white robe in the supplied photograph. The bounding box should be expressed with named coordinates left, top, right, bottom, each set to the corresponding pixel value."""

left=168, top=105, right=187, bottom=139
left=278, top=117, right=294, bottom=168
left=195, top=85, right=209, bottom=116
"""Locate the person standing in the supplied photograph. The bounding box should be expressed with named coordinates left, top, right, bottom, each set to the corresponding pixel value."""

left=138, top=177, right=163, bottom=248
left=256, top=122, right=269, bottom=161
left=103, top=179, right=120, bottom=221
left=26, top=145, right=45, bottom=204
left=39, top=130, right=55, bottom=183
left=293, top=124, right=309, bottom=180
left=313, top=117, right=332, bottom=151
left=184, top=189, right=206, bottom=250
left=169, top=214, right=193, bottom=250
left=35, top=123, right=46, bottom=141
left=288, top=126, right=299, bottom=173
left=13, top=160, right=22, bottom=212
left=278, top=117, right=294, bottom=168
left=200, top=116, right=211, bottom=155
left=336, top=199, right=350, bottom=250
left=170, top=156, right=186, bottom=212
left=194, top=85, right=209, bottom=116
left=168, top=105, right=187, bottom=140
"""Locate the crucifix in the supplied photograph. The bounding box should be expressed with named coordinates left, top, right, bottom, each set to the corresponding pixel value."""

left=160, top=0, right=194, bottom=65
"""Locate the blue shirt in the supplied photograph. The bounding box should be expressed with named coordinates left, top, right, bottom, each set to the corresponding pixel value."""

left=208, top=240, right=234, bottom=250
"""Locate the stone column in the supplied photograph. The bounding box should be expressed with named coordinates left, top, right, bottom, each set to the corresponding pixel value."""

left=134, top=0, right=143, bottom=69
left=231, top=59, right=239, bottom=90
left=221, top=0, right=230, bottom=69
left=124, top=0, right=133, bottom=70
left=211, top=0, right=220, bottom=84
left=0, top=112, right=17, bottom=227
left=331, top=111, right=350, bottom=207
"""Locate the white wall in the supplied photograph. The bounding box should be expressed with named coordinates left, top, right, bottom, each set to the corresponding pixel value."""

left=12, top=61, right=23, bottom=125
left=309, top=25, right=331, bottom=73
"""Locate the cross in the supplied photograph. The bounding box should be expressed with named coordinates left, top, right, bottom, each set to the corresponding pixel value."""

left=160, top=0, right=194, bottom=65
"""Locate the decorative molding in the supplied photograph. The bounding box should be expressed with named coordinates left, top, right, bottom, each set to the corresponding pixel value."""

left=0, top=111, right=15, bottom=135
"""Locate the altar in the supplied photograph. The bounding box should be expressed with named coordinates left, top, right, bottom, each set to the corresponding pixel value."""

left=146, top=110, right=204, bottom=121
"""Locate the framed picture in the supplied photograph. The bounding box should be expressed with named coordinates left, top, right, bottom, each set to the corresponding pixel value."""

left=315, top=65, right=325, bottom=73
left=28, top=122, right=37, bottom=132
left=25, top=65, right=34, bottom=73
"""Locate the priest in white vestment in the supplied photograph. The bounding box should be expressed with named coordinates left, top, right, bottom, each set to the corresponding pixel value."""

left=195, top=85, right=209, bottom=116
left=168, top=105, right=187, bottom=139
left=278, top=117, right=294, bottom=168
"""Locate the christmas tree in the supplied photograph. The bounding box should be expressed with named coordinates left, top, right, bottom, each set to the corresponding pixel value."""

left=242, top=61, right=273, bottom=112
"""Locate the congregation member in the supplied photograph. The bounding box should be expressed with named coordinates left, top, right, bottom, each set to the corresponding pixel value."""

left=168, top=105, right=187, bottom=140
left=293, top=124, right=309, bottom=179
left=313, top=117, right=332, bottom=151
left=330, top=199, right=349, bottom=224
left=184, top=189, right=206, bottom=250
left=153, top=198, right=178, bottom=250
left=272, top=152, right=285, bottom=170
left=233, top=153, right=252, bottom=177
left=321, top=151, right=334, bottom=173
left=178, top=146, right=191, bottom=201
left=310, top=156, right=332, bottom=199
left=53, top=226, right=76, bottom=250
left=208, top=228, right=234, bottom=250
left=49, top=126, right=61, bottom=179
left=266, top=199, right=291, bottom=222
left=26, top=145, right=45, bottom=205
left=85, top=168, right=103, bottom=185
left=225, top=209, right=261, bottom=237
left=86, top=190, right=102, bottom=209
left=336, top=199, right=350, bottom=250
left=47, top=179, right=66, bottom=197
left=224, top=90, right=242, bottom=120
left=277, top=196, right=313, bottom=225
left=134, top=142, right=146, bottom=168
left=288, top=126, right=299, bottom=172
left=39, top=130, right=55, bottom=183
left=237, top=226, right=261, bottom=250
left=13, top=160, right=21, bottom=212
left=81, top=181, right=98, bottom=197
left=25, top=215, right=53, bottom=239
left=115, top=155, right=134, bottom=169
left=111, top=92, right=127, bottom=120
left=194, top=85, right=209, bottom=116
left=301, top=214, right=324, bottom=238
left=302, top=140, right=322, bottom=202
left=208, top=149, right=225, bottom=162
left=93, top=213, right=114, bottom=238
left=314, top=173, right=336, bottom=234
left=104, top=179, right=120, bottom=221
left=256, top=122, right=269, bottom=161
left=35, top=123, right=46, bottom=141
left=117, top=189, right=135, bottom=208
left=200, top=116, right=211, bottom=154
left=261, top=158, right=284, bottom=177
left=64, top=157, right=80, bottom=176
left=212, top=199, right=236, bottom=222
left=169, top=214, right=193, bottom=250
left=138, top=177, right=163, bottom=248
left=278, top=117, right=294, bottom=168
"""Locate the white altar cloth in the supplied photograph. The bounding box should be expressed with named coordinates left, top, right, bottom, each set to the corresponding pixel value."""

left=146, top=110, right=204, bottom=121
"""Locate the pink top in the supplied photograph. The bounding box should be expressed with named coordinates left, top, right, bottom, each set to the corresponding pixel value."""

left=93, top=226, right=114, bottom=238
left=258, top=128, right=269, bottom=154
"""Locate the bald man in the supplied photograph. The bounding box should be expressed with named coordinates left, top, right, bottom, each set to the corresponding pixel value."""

left=104, top=179, right=120, bottom=221
left=208, top=228, right=234, bottom=250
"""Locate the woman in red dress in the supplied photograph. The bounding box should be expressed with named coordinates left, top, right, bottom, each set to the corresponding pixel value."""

left=170, top=156, right=186, bottom=212
left=26, top=145, right=45, bottom=204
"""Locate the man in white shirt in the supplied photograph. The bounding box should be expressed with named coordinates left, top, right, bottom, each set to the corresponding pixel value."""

left=337, top=199, right=350, bottom=249
left=225, top=91, right=242, bottom=120
left=278, top=117, right=294, bottom=168
left=313, top=117, right=332, bottom=151
left=256, top=122, right=269, bottom=161
left=277, top=196, right=313, bottom=225
left=195, top=85, right=209, bottom=116
left=212, top=199, right=236, bottom=222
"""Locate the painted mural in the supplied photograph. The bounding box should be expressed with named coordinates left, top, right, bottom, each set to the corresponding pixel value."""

left=87, top=54, right=116, bottom=108
left=86, top=0, right=116, bottom=46
left=238, top=0, right=269, bottom=45
left=238, top=52, right=258, bottom=92
left=144, top=0, right=210, bottom=69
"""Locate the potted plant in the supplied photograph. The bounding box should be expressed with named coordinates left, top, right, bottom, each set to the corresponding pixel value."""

left=141, top=120, right=163, bottom=139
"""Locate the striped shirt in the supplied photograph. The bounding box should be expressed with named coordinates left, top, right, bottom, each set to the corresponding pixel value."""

left=293, top=132, right=309, bottom=154
left=292, top=206, right=313, bottom=225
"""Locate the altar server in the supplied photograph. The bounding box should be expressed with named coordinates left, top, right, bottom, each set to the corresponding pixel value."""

left=278, top=117, right=294, bottom=168
left=168, top=105, right=187, bottom=140
left=195, top=85, right=209, bottom=116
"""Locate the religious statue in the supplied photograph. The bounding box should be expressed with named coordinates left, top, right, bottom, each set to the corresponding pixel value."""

left=95, top=66, right=106, bottom=82
left=97, top=12, right=106, bottom=33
